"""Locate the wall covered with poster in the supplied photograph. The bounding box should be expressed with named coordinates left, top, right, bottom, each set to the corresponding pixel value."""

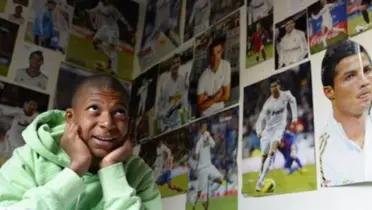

left=2, top=0, right=372, bottom=209
left=146, top=0, right=372, bottom=210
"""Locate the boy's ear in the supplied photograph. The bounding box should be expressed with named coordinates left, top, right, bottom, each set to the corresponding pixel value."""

left=65, top=108, right=74, bottom=123
left=323, top=86, right=335, bottom=100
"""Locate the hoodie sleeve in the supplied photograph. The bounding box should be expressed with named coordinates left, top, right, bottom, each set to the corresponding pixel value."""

left=0, top=147, right=85, bottom=210
left=99, top=159, right=162, bottom=210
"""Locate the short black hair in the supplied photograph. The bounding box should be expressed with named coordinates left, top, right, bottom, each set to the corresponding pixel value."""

left=269, top=78, right=280, bottom=86
left=200, top=121, right=208, bottom=128
left=285, top=18, right=295, bottom=24
left=321, top=39, right=371, bottom=87
left=15, top=5, right=23, bottom=10
left=209, top=35, right=226, bottom=55
left=70, top=74, right=129, bottom=108
left=47, top=0, right=57, bottom=5
left=29, top=50, right=43, bottom=60
left=173, top=53, right=181, bottom=60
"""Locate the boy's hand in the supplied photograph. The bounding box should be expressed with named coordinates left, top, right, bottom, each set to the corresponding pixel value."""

left=100, top=136, right=133, bottom=168
left=60, top=122, right=92, bottom=176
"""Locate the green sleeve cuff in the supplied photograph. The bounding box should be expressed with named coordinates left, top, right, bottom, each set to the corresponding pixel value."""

left=44, top=168, right=85, bottom=205
left=98, top=162, right=134, bottom=197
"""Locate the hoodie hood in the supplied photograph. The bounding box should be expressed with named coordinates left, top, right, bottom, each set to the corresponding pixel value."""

left=22, top=109, right=70, bottom=167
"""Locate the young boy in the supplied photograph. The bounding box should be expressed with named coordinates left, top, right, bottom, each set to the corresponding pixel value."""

left=0, top=75, right=162, bottom=209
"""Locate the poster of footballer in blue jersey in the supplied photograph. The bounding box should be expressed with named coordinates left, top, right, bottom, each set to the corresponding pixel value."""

left=24, top=0, right=74, bottom=54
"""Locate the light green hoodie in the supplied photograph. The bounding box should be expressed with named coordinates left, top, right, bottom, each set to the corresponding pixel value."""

left=0, top=110, right=162, bottom=210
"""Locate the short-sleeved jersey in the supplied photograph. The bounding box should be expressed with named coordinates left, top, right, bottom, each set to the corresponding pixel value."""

left=9, top=14, right=25, bottom=25
left=15, top=68, right=48, bottom=90
left=319, top=115, right=372, bottom=186
left=197, top=59, right=231, bottom=116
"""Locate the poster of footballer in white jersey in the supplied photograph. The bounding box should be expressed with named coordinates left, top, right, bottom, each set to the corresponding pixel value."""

left=10, top=43, right=62, bottom=92
left=246, top=0, right=274, bottom=69
left=189, top=11, right=240, bottom=119
left=129, top=65, right=158, bottom=143
left=139, top=0, right=182, bottom=70
left=242, top=61, right=316, bottom=196
left=66, top=0, right=139, bottom=80
left=186, top=107, right=238, bottom=210
left=139, top=127, right=191, bottom=198
left=0, top=81, right=49, bottom=165
left=275, top=9, right=309, bottom=70
left=154, top=47, right=193, bottom=135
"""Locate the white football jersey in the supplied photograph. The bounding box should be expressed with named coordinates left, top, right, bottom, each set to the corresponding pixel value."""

left=195, top=131, right=215, bottom=169
left=256, top=90, right=297, bottom=134
left=94, top=2, right=122, bottom=27
left=319, top=115, right=372, bottom=186
left=278, top=29, right=308, bottom=67
left=14, top=69, right=48, bottom=90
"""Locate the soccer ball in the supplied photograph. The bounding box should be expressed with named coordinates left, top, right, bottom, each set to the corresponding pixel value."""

left=262, top=178, right=276, bottom=193
left=355, top=24, right=368, bottom=33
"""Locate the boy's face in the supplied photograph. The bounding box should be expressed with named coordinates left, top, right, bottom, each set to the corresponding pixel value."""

left=67, top=87, right=129, bottom=158
left=326, top=52, right=372, bottom=116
